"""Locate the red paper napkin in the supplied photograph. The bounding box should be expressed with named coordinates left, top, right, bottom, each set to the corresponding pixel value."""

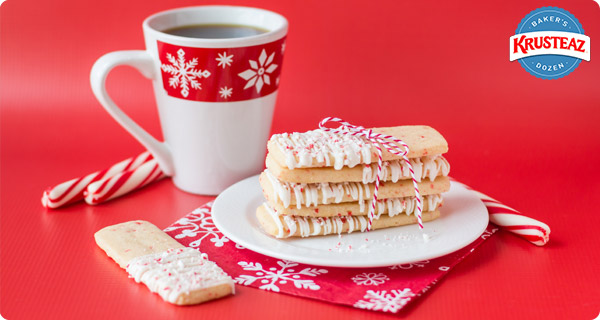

left=164, top=198, right=500, bottom=314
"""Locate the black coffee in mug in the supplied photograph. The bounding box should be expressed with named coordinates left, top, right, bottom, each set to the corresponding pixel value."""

left=162, top=24, right=268, bottom=39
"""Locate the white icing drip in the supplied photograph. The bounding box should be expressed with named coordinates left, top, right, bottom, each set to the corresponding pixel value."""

left=264, top=156, right=448, bottom=210
left=423, top=155, right=451, bottom=181
left=311, top=218, right=322, bottom=236
left=283, top=215, right=297, bottom=237
left=272, top=129, right=372, bottom=170
left=361, top=156, right=449, bottom=184
left=362, top=164, right=371, bottom=184
left=126, top=248, right=233, bottom=304
left=293, top=186, right=303, bottom=209
left=265, top=171, right=292, bottom=208
left=263, top=203, right=286, bottom=238
left=307, top=185, right=318, bottom=207
left=333, top=218, right=344, bottom=235
left=358, top=216, right=368, bottom=232
left=347, top=215, right=355, bottom=234
left=324, top=218, right=333, bottom=234
left=321, top=184, right=332, bottom=205
left=297, top=216, right=310, bottom=236
left=366, top=194, right=443, bottom=217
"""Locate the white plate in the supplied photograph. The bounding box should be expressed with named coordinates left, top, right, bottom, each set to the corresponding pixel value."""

left=212, top=175, right=489, bottom=268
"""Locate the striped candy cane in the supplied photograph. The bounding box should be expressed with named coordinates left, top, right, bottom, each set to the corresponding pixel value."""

left=41, top=151, right=153, bottom=209
left=319, top=117, right=423, bottom=231
left=84, top=158, right=167, bottom=205
left=453, top=180, right=550, bottom=246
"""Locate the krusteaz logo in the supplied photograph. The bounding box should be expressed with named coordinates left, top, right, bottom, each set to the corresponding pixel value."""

left=510, top=7, right=590, bottom=79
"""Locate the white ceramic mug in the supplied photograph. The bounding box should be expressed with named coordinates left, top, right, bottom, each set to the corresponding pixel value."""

left=91, top=6, right=288, bottom=195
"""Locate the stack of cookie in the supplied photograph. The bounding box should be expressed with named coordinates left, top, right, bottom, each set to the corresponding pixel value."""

left=256, top=125, right=451, bottom=238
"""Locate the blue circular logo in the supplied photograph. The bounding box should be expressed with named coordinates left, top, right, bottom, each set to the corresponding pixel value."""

left=513, top=7, right=586, bottom=79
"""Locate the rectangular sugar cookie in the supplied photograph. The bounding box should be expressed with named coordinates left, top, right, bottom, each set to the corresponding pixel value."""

left=95, top=220, right=183, bottom=268
left=257, top=203, right=440, bottom=238
left=266, top=154, right=450, bottom=184
left=94, top=220, right=234, bottom=305
left=261, top=171, right=450, bottom=208
left=268, top=125, right=448, bottom=170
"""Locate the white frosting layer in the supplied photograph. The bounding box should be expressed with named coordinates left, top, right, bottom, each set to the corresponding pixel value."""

left=262, top=198, right=439, bottom=238
left=370, top=194, right=442, bottom=219
left=361, top=155, right=449, bottom=184
left=264, top=155, right=449, bottom=209
left=271, top=129, right=373, bottom=170
left=126, top=248, right=234, bottom=304
left=264, top=203, right=369, bottom=238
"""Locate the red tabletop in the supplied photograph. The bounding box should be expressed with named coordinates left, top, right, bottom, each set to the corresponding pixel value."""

left=1, top=0, right=599, bottom=319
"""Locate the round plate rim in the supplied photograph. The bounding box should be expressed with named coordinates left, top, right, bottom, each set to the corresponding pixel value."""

left=212, top=175, right=489, bottom=268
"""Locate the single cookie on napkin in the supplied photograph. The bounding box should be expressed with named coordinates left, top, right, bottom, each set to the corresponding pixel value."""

left=94, top=220, right=234, bottom=305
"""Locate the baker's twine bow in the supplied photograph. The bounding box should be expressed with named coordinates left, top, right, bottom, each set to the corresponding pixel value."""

left=319, top=117, right=423, bottom=231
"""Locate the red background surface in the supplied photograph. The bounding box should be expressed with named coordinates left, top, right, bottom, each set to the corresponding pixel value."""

left=1, top=0, right=599, bottom=319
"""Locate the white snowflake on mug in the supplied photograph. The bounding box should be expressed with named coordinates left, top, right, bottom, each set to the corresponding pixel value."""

left=219, top=86, right=233, bottom=99
left=354, top=289, right=415, bottom=313
left=234, top=260, right=327, bottom=292
left=351, top=272, right=389, bottom=286
left=161, top=48, right=211, bottom=97
left=216, top=51, right=234, bottom=68
left=238, top=49, right=278, bottom=93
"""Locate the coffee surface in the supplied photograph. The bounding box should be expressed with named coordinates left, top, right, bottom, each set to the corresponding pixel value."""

left=163, top=24, right=268, bottom=39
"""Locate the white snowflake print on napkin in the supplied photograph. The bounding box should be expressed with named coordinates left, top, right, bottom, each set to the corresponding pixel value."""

left=234, top=260, right=327, bottom=292
left=163, top=204, right=229, bottom=247
left=219, top=86, right=232, bottom=99
left=161, top=48, right=211, bottom=97
left=388, top=260, right=430, bottom=270
left=238, top=49, right=278, bottom=93
left=354, top=289, right=415, bottom=313
left=216, top=51, right=234, bottom=68
left=351, top=273, right=389, bottom=286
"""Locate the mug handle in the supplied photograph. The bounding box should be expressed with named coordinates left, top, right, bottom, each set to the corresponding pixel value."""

left=90, top=50, right=174, bottom=176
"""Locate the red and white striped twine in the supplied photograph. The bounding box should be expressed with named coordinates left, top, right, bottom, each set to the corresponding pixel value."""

left=319, top=117, right=423, bottom=231
left=453, top=180, right=550, bottom=246
left=41, top=151, right=154, bottom=209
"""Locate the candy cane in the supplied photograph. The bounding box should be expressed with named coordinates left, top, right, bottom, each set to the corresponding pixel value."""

left=319, top=117, right=423, bottom=231
left=84, top=159, right=167, bottom=205
left=41, top=151, right=153, bottom=209
left=453, top=180, right=550, bottom=246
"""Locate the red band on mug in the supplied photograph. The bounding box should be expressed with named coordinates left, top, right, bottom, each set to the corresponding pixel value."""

left=157, top=37, right=286, bottom=102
